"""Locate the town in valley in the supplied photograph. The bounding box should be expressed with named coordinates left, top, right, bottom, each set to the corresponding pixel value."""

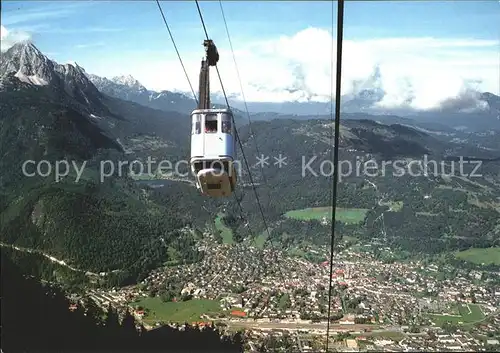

left=77, top=231, right=500, bottom=352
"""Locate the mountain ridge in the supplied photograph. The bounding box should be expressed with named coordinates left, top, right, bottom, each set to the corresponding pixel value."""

left=85, top=70, right=500, bottom=132
left=86, top=71, right=249, bottom=117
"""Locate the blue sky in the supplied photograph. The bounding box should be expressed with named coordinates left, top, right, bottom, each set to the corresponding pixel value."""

left=1, top=1, right=499, bottom=107
left=2, top=1, right=499, bottom=54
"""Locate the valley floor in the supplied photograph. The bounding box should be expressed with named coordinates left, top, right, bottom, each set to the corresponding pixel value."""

left=75, top=233, right=499, bottom=352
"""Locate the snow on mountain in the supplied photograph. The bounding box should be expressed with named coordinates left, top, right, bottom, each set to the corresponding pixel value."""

left=111, top=75, right=146, bottom=90
left=1, top=43, right=91, bottom=89
left=86, top=72, right=196, bottom=114
left=0, top=42, right=53, bottom=86
left=0, top=41, right=108, bottom=114
left=84, top=66, right=500, bottom=132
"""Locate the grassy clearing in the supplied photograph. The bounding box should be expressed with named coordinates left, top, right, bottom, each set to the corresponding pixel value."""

left=253, top=232, right=267, bottom=249
left=214, top=213, right=233, bottom=244
left=429, top=314, right=463, bottom=325
left=459, top=304, right=484, bottom=321
left=416, top=212, right=440, bottom=216
left=428, top=304, right=484, bottom=325
left=455, top=247, right=500, bottom=266
left=380, top=200, right=403, bottom=212
left=278, top=293, right=290, bottom=309
left=131, top=298, right=222, bottom=324
left=130, top=173, right=155, bottom=181
left=342, top=235, right=358, bottom=243
left=288, top=247, right=307, bottom=258
left=389, top=201, right=403, bottom=212
left=284, top=207, right=368, bottom=224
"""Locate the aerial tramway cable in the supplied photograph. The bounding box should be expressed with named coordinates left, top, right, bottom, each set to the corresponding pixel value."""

left=326, top=0, right=345, bottom=351
left=216, top=0, right=285, bottom=272
left=154, top=1, right=268, bottom=290
left=155, top=0, right=198, bottom=105
left=155, top=0, right=284, bottom=279
left=156, top=0, right=346, bottom=343
left=155, top=1, right=249, bottom=225
left=194, top=0, right=285, bottom=276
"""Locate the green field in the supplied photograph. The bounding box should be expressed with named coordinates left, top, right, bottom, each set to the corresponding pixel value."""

left=428, top=303, right=485, bottom=325
left=388, top=201, right=403, bottom=212
left=131, top=298, right=222, bottom=324
left=284, top=207, right=368, bottom=224
left=342, top=236, right=358, bottom=244
left=455, top=247, right=500, bottom=266
left=288, top=246, right=306, bottom=257
left=253, top=232, right=268, bottom=249
left=278, top=293, right=291, bottom=309
left=214, top=213, right=233, bottom=244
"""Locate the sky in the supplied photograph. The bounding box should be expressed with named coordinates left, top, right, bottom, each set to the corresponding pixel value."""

left=1, top=0, right=499, bottom=110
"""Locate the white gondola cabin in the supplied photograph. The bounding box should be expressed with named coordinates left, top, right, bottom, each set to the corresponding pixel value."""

left=190, top=108, right=237, bottom=197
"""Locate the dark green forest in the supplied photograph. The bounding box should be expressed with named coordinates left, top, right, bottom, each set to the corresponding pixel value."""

left=0, top=87, right=217, bottom=285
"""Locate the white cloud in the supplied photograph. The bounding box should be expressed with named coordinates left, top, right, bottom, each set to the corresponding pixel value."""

left=33, top=26, right=500, bottom=111
left=0, top=25, right=32, bottom=52
left=127, top=29, right=496, bottom=111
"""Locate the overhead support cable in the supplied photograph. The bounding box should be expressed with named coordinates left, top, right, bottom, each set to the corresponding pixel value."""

left=155, top=0, right=198, bottom=105
left=325, top=0, right=345, bottom=351
left=194, top=0, right=285, bottom=279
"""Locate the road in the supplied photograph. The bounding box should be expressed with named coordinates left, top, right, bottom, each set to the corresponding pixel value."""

left=0, top=242, right=100, bottom=276
left=224, top=320, right=380, bottom=332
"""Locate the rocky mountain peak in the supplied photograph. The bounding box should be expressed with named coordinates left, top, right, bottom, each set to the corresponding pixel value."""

left=0, top=41, right=107, bottom=113
left=111, top=74, right=145, bottom=90
left=0, top=41, right=55, bottom=85
left=1, top=42, right=94, bottom=89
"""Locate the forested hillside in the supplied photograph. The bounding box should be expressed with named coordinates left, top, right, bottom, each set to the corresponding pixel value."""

left=0, top=43, right=220, bottom=285
left=188, top=118, right=500, bottom=257
left=0, top=87, right=214, bottom=284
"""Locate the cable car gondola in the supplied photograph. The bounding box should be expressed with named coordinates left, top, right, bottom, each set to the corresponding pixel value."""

left=190, top=40, right=237, bottom=197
